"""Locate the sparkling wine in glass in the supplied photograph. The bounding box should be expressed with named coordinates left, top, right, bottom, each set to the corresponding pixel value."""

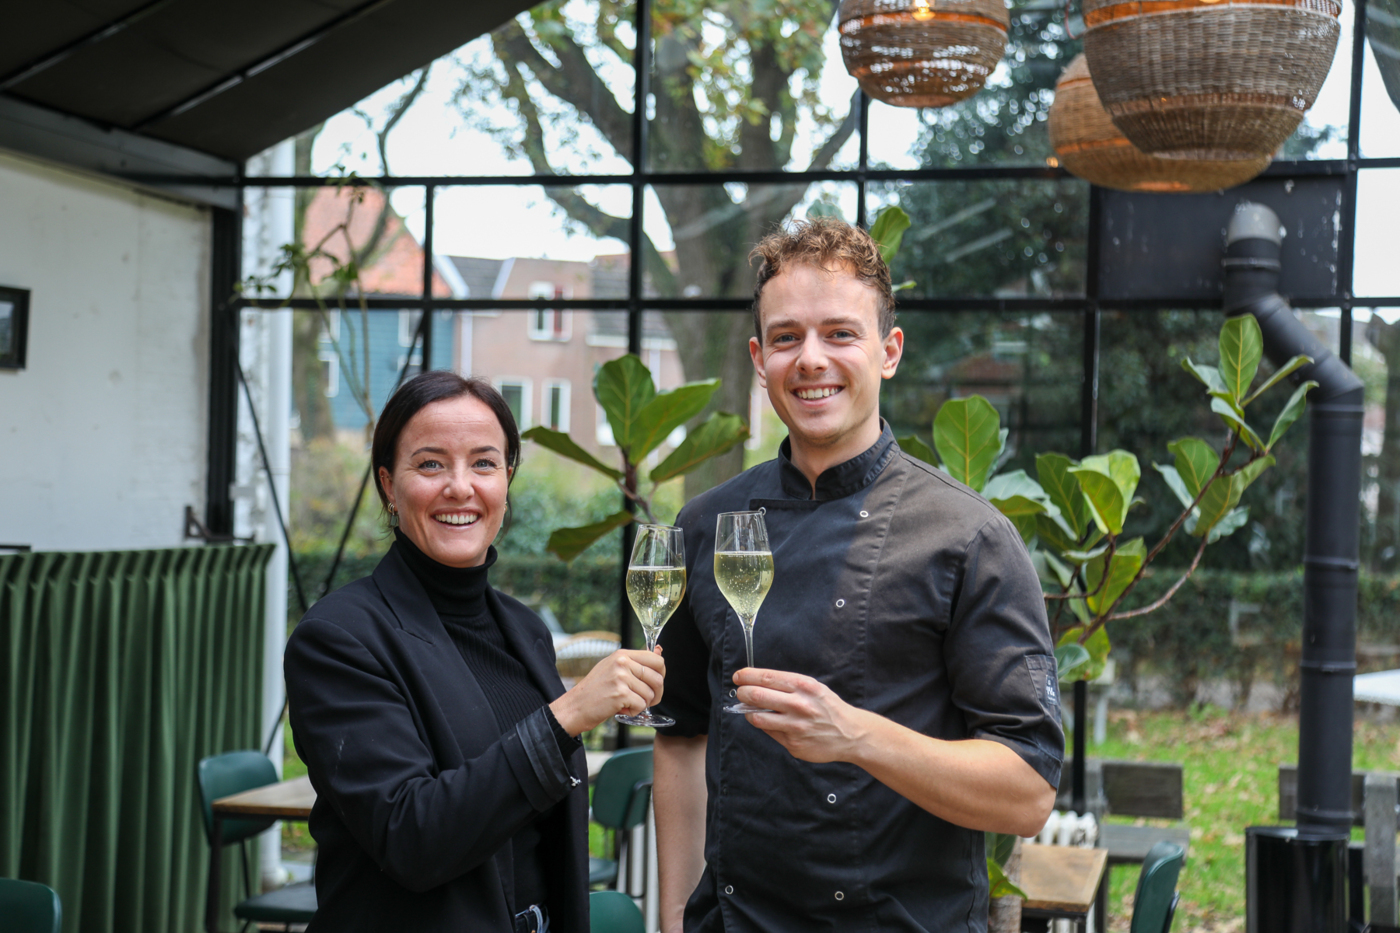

left=616, top=523, right=686, bottom=728
left=715, top=509, right=775, bottom=714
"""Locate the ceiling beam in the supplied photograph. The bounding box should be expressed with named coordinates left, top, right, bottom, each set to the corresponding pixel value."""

left=0, top=0, right=178, bottom=92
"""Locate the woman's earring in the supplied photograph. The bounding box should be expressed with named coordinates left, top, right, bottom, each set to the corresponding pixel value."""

left=388, top=503, right=400, bottom=528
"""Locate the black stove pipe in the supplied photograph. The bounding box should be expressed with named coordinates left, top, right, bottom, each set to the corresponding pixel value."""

left=1224, top=202, right=1363, bottom=842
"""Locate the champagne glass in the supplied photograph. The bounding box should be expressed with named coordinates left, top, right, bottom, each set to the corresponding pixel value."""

left=715, top=509, right=775, bottom=714
left=616, top=523, right=687, bottom=727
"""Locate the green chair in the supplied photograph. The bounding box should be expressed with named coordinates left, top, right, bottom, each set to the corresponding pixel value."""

left=1130, top=840, right=1186, bottom=933
left=589, top=746, right=654, bottom=890
left=0, top=878, right=61, bottom=933
left=196, top=751, right=317, bottom=931
left=590, top=890, right=645, bottom=933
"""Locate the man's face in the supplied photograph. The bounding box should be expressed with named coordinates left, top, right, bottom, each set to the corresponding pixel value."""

left=749, top=263, right=903, bottom=469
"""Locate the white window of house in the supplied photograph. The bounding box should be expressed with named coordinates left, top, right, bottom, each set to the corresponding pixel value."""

left=320, top=310, right=340, bottom=342
left=398, top=309, right=422, bottom=347
left=543, top=380, right=571, bottom=432
left=596, top=403, right=615, bottom=447
left=527, top=282, right=570, bottom=341
left=319, top=350, right=339, bottom=398
left=496, top=378, right=532, bottom=430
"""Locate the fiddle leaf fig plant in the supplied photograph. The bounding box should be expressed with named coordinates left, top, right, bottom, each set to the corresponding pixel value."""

left=895, top=313, right=1315, bottom=685
left=522, top=354, right=749, bottom=561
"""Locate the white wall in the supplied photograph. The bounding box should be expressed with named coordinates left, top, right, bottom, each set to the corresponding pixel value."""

left=0, top=149, right=211, bottom=552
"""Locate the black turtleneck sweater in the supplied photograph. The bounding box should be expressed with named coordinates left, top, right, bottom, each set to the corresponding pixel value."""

left=394, top=530, right=580, bottom=910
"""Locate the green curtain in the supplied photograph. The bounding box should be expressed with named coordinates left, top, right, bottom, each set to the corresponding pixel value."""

left=1, top=544, right=274, bottom=933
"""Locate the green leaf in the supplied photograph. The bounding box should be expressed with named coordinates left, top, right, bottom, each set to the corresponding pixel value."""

left=1055, top=643, right=1091, bottom=681
left=1210, top=396, right=1266, bottom=452
left=1181, top=358, right=1228, bottom=395
left=1035, top=512, right=1080, bottom=554
left=896, top=433, right=938, bottom=467
left=1037, top=548, right=1076, bottom=590
left=1207, top=506, right=1250, bottom=544
left=522, top=426, right=624, bottom=481
left=649, top=412, right=749, bottom=485
left=1267, top=380, right=1318, bottom=451
left=1084, top=537, right=1145, bottom=615
left=545, top=510, right=635, bottom=562
left=988, top=831, right=1018, bottom=867
left=1037, top=453, right=1088, bottom=538
left=1219, top=315, right=1264, bottom=403
left=982, top=469, right=1045, bottom=502
left=933, top=396, right=1003, bottom=492
left=1166, top=437, right=1219, bottom=498
left=990, top=494, right=1047, bottom=543
left=1062, top=543, right=1109, bottom=564
left=594, top=354, right=656, bottom=452
left=987, top=856, right=1028, bottom=900
left=628, top=378, right=721, bottom=461
left=1068, top=466, right=1126, bottom=536
left=1081, top=450, right=1141, bottom=504
left=1154, top=463, right=1196, bottom=511
left=1243, top=354, right=1312, bottom=406
left=869, top=206, right=912, bottom=266
left=1058, top=625, right=1111, bottom=682
left=1194, top=455, right=1275, bottom=536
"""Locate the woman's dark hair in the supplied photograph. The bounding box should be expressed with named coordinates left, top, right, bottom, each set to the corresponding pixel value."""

left=371, top=371, right=522, bottom=515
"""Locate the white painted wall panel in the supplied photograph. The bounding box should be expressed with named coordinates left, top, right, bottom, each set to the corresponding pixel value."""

left=0, top=150, right=210, bottom=552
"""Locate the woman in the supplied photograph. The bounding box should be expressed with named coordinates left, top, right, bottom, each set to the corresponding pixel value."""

left=285, top=371, right=665, bottom=933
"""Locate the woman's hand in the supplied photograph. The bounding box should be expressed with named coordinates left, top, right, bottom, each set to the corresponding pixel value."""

left=550, top=648, right=665, bottom=736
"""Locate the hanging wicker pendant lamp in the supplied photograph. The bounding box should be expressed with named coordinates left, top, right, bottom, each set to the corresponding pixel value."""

left=838, top=0, right=1010, bottom=108
left=1081, top=0, right=1342, bottom=161
left=1048, top=54, right=1272, bottom=191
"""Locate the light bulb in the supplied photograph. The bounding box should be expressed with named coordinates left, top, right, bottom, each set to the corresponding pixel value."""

left=911, top=0, right=935, bottom=19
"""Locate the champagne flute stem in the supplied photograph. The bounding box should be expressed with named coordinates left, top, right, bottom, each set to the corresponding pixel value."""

left=742, top=621, right=756, bottom=669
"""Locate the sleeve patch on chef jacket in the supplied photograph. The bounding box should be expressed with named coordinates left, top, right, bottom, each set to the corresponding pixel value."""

left=1024, top=654, right=1060, bottom=717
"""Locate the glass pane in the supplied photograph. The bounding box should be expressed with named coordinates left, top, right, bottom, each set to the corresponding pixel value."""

left=883, top=310, right=1084, bottom=469
left=1285, top=4, right=1353, bottom=160
left=242, top=186, right=296, bottom=292
left=301, top=2, right=634, bottom=178
left=1356, top=307, right=1400, bottom=570
left=866, top=16, right=1077, bottom=169
left=1097, top=309, right=1313, bottom=570
left=1355, top=169, right=1400, bottom=299
left=1363, top=0, right=1400, bottom=158
left=433, top=184, right=631, bottom=279
left=871, top=178, right=1089, bottom=298
left=647, top=2, right=860, bottom=173
left=643, top=182, right=858, bottom=299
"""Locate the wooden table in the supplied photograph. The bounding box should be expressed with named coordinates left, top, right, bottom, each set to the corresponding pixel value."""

left=1018, top=843, right=1109, bottom=932
left=206, top=777, right=315, bottom=933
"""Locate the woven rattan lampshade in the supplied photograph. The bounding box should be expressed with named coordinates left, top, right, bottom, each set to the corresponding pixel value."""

left=1369, top=0, right=1400, bottom=115
left=1049, top=54, right=1272, bottom=192
left=1082, top=0, right=1341, bottom=161
left=838, top=0, right=1010, bottom=107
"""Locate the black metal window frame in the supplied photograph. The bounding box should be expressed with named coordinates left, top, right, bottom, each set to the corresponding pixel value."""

left=223, top=0, right=1399, bottom=668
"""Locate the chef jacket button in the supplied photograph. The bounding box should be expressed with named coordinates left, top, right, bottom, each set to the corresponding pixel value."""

left=834, top=891, right=845, bottom=901
left=835, top=598, right=846, bottom=608
left=859, top=510, right=869, bottom=518
left=729, top=688, right=737, bottom=697
left=725, top=885, right=734, bottom=896
left=827, top=793, right=837, bottom=804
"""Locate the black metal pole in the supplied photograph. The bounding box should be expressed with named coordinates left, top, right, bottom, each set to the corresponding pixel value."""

left=420, top=184, right=435, bottom=371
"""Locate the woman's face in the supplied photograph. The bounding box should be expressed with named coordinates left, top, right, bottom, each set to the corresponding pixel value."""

left=377, top=394, right=511, bottom=569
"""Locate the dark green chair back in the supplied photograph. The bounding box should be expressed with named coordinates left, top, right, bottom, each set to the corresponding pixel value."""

left=0, top=878, right=62, bottom=933
left=1130, top=840, right=1186, bottom=933
left=592, top=746, right=653, bottom=832
left=590, top=890, right=645, bottom=933
left=196, top=750, right=279, bottom=846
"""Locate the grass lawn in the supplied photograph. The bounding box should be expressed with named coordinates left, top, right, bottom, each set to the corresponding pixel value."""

left=1090, top=706, right=1400, bottom=932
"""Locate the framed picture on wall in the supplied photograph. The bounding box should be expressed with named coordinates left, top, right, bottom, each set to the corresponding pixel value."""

left=0, top=285, right=28, bottom=370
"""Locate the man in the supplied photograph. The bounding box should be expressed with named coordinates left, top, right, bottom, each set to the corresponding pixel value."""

left=653, top=217, right=1063, bottom=933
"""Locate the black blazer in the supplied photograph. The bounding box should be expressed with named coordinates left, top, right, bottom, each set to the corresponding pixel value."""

left=284, top=544, right=589, bottom=932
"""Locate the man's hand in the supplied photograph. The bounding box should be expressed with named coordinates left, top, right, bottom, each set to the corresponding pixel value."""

left=733, top=667, right=874, bottom=763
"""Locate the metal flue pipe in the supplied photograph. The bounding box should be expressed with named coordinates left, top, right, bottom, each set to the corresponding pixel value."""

left=1224, top=202, right=1363, bottom=837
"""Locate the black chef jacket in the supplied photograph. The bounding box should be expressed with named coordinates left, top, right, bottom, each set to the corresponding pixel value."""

left=655, top=425, right=1063, bottom=933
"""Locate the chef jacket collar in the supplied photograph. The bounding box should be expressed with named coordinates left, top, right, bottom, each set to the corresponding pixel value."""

left=776, top=421, right=899, bottom=501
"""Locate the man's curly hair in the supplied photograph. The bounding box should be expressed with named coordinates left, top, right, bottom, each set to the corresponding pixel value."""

left=749, top=217, right=897, bottom=340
